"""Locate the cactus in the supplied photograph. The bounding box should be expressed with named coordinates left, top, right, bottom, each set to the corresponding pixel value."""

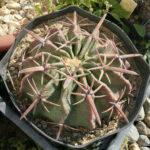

left=9, top=11, right=141, bottom=140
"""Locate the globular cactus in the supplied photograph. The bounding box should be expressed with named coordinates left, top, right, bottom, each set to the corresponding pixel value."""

left=9, top=11, right=141, bottom=140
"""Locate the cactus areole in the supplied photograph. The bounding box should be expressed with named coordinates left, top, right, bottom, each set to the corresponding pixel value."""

left=1, top=6, right=149, bottom=148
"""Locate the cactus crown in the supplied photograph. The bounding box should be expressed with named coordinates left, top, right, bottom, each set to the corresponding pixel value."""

left=8, top=11, right=141, bottom=144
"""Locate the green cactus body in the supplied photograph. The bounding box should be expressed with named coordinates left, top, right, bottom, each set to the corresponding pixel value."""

left=8, top=11, right=141, bottom=140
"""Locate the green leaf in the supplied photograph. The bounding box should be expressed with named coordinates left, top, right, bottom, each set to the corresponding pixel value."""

left=109, top=12, right=129, bottom=33
left=146, top=49, right=150, bottom=65
left=66, top=0, right=73, bottom=4
left=146, top=42, right=150, bottom=49
left=54, top=4, right=67, bottom=10
left=93, top=9, right=103, bottom=16
left=133, top=24, right=146, bottom=37
left=109, top=12, right=124, bottom=26
left=34, top=4, right=43, bottom=15
left=81, top=0, right=91, bottom=8
left=111, top=7, right=130, bottom=18
left=90, top=0, right=99, bottom=3
left=107, top=0, right=119, bottom=9
left=108, top=0, right=130, bottom=18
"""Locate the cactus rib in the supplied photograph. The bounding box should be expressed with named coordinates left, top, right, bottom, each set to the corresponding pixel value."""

left=8, top=11, right=141, bottom=141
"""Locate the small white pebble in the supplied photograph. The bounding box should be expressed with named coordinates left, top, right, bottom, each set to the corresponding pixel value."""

left=21, top=18, right=29, bottom=26
left=6, top=2, right=21, bottom=10
left=26, top=12, right=34, bottom=20
left=3, top=15, right=13, bottom=23
left=8, top=21, right=20, bottom=28
left=8, top=24, right=16, bottom=34
left=129, top=142, right=140, bottom=150
left=14, top=14, right=22, bottom=20
left=24, top=5, right=33, bottom=10
left=20, top=0, right=28, bottom=6
left=0, top=26, right=6, bottom=36
left=2, top=24, right=9, bottom=34
left=0, top=7, right=10, bottom=15
left=19, top=10, right=25, bottom=16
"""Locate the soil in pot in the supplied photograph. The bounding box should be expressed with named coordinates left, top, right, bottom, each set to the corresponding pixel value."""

left=5, top=12, right=142, bottom=146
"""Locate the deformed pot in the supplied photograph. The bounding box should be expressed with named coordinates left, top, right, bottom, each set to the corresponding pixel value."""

left=0, top=6, right=150, bottom=149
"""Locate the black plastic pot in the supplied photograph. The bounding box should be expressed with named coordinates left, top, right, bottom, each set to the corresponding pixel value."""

left=0, top=95, right=116, bottom=150
left=0, top=5, right=150, bottom=149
